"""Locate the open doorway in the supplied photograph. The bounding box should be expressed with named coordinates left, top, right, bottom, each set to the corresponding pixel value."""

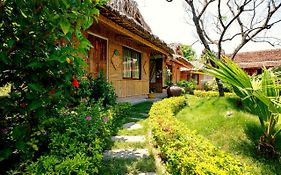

left=149, top=57, right=163, bottom=93
left=87, top=34, right=108, bottom=78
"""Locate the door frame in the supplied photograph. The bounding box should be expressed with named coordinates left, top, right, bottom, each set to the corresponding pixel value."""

left=87, top=31, right=109, bottom=80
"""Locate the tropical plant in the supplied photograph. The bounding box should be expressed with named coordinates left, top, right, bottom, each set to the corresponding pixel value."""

left=204, top=53, right=281, bottom=157
left=0, top=0, right=107, bottom=170
left=177, top=80, right=196, bottom=94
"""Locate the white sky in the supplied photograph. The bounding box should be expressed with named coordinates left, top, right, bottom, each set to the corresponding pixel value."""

left=134, top=0, right=281, bottom=55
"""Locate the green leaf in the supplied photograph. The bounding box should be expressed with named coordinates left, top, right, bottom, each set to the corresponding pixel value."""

left=27, top=62, right=44, bottom=69
left=0, top=148, right=13, bottom=161
left=28, top=83, right=44, bottom=92
left=20, top=9, right=27, bottom=18
left=0, top=53, right=9, bottom=64
left=28, top=100, right=43, bottom=111
left=60, top=21, right=71, bottom=35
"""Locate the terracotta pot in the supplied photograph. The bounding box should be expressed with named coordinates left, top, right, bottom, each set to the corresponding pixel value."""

left=167, top=85, right=183, bottom=97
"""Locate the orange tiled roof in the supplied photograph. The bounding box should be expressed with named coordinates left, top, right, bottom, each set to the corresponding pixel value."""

left=233, top=49, right=281, bottom=68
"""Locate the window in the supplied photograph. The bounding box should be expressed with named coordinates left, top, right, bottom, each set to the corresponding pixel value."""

left=123, top=47, right=141, bottom=79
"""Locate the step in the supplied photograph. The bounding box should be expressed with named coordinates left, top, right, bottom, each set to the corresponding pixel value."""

left=103, top=149, right=149, bottom=159
left=130, top=117, right=143, bottom=121
left=111, top=136, right=145, bottom=142
left=139, top=113, right=148, bottom=117
left=138, top=173, right=156, bottom=175
left=123, top=122, right=143, bottom=130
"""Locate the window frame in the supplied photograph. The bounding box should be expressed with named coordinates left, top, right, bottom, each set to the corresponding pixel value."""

left=122, top=47, right=142, bottom=80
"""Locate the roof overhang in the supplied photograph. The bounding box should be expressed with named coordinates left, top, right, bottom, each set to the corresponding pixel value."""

left=99, top=5, right=174, bottom=55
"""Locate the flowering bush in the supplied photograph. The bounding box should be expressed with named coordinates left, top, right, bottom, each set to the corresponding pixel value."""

left=0, top=0, right=108, bottom=172
left=7, top=101, right=132, bottom=174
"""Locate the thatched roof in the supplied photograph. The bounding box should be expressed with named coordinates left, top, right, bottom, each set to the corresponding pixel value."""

left=107, top=0, right=151, bottom=32
left=233, top=49, right=281, bottom=68
left=168, top=43, right=193, bottom=68
left=100, top=0, right=174, bottom=54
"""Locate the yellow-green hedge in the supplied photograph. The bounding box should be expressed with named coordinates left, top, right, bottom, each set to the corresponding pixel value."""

left=194, top=90, right=235, bottom=97
left=149, top=96, right=249, bottom=175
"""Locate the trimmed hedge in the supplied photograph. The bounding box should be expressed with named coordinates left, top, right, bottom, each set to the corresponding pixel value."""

left=194, top=90, right=235, bottom=97
left=149, top=96, right=249, bottom=174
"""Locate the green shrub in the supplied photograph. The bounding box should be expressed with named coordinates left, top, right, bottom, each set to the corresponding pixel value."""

left=177, top=80, right=196, bottom=94
left=0, top=0, right=107, bottom=168
left=203, top=79, right=233, bottom=92
left=149, top=97, right=249, bottom=174
left=88, top=72, right=117, bottom=107
left=194, top=90, right=235, bottom=97
left=7, top=102, right=132, bottom=174
left=26, top=153, right=93, bottom=175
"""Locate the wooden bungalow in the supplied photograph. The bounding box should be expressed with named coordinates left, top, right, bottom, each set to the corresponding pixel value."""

left=168, top=43, right=204, bottom=89
left=233, top=49, right=281, bottom=75
left=85, top=0, right=179, bottom=97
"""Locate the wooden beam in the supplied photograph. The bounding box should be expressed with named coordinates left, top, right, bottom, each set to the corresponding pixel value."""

left=98, top=15, right=170, bottom=56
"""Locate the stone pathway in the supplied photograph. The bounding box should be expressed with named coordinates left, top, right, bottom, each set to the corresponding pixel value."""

left=111, top=136, right=145, bottom=142
left=122, top=122, right=143, bottom=130
left=103, top=112, right=157, bottom=174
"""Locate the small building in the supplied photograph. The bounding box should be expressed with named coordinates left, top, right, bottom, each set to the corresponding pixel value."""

left=233, top=49, right=281, bottom=75
left=168, top=43, right=204, bottom=89
left=85, top=0, right=192, bottom=98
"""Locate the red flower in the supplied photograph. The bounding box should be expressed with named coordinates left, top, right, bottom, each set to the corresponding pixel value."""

left=49, top=89, right=55, bottom=94
left=72, top=79, right=79, bottom=88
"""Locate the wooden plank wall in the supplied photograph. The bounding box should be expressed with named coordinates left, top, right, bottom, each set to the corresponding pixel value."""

left=87, top=21, right=151, bottom=97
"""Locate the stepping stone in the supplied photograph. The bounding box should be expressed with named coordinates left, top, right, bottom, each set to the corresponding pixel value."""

left=130, top=117, right=142, bottom=121
left=123, top=122, right=143, bottom=130
left=139, top=113, right=148, bottom=116
left=111, top=136, right=145, bottom=142
left=138, top=173, right=156, bottom=175
left=103, top=149, right=149, bottom=159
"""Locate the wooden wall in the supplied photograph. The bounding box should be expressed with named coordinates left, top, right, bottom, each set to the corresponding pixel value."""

left=86, top=21, right=151, bottom=97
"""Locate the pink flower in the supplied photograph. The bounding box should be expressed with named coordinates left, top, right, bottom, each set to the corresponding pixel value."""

left=85, top=116, right=92, bottom=121
left=103, top=117, right=109, bottom=122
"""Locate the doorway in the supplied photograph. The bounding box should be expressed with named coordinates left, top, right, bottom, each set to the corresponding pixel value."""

left=88, top=34, right=107, bottom=78
left=149, top=58, right=163, bottom=93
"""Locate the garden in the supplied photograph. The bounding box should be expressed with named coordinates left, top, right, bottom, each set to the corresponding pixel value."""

left=148, top=54, right=281, bottom=174
left=1, top=0, right=281, bottom=174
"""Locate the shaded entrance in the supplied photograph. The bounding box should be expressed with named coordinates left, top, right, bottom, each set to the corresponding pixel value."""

left=149, top=56, right=163, bottom=93
left=88, top=34, right=107, bottom=77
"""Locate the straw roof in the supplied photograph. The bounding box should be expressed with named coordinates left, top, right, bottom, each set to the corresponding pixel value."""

left=168, top=43, right=193, bottom=69
left=233, top=49, right=281, bottom=68
left=100, top=0, right=174, bottom=54
left=107, top=0, right=151, bottom=32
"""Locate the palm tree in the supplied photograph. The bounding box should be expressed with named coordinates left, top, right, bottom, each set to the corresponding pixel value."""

left=204, top=53, right=281, bottom=157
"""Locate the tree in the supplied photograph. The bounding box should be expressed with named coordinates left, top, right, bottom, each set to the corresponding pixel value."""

left=180, top=44, right=196, bottom=61
left=0, top=0, right=107, bottom=163
left=205, top=53, right=281, bottom=157
left=166, top=0, right=281, bottom=96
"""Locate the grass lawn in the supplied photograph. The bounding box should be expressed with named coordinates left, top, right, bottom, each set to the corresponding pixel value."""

left=176, top=95, right=281, bottom=175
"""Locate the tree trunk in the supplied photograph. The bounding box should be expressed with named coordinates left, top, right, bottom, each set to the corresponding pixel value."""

left=257, top=135, right=277, bottom=158
left=216, top=78, right=224, bottom=97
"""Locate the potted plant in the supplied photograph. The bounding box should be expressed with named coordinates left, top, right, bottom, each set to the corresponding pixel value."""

left=148, top=87, right=156, bottom=99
